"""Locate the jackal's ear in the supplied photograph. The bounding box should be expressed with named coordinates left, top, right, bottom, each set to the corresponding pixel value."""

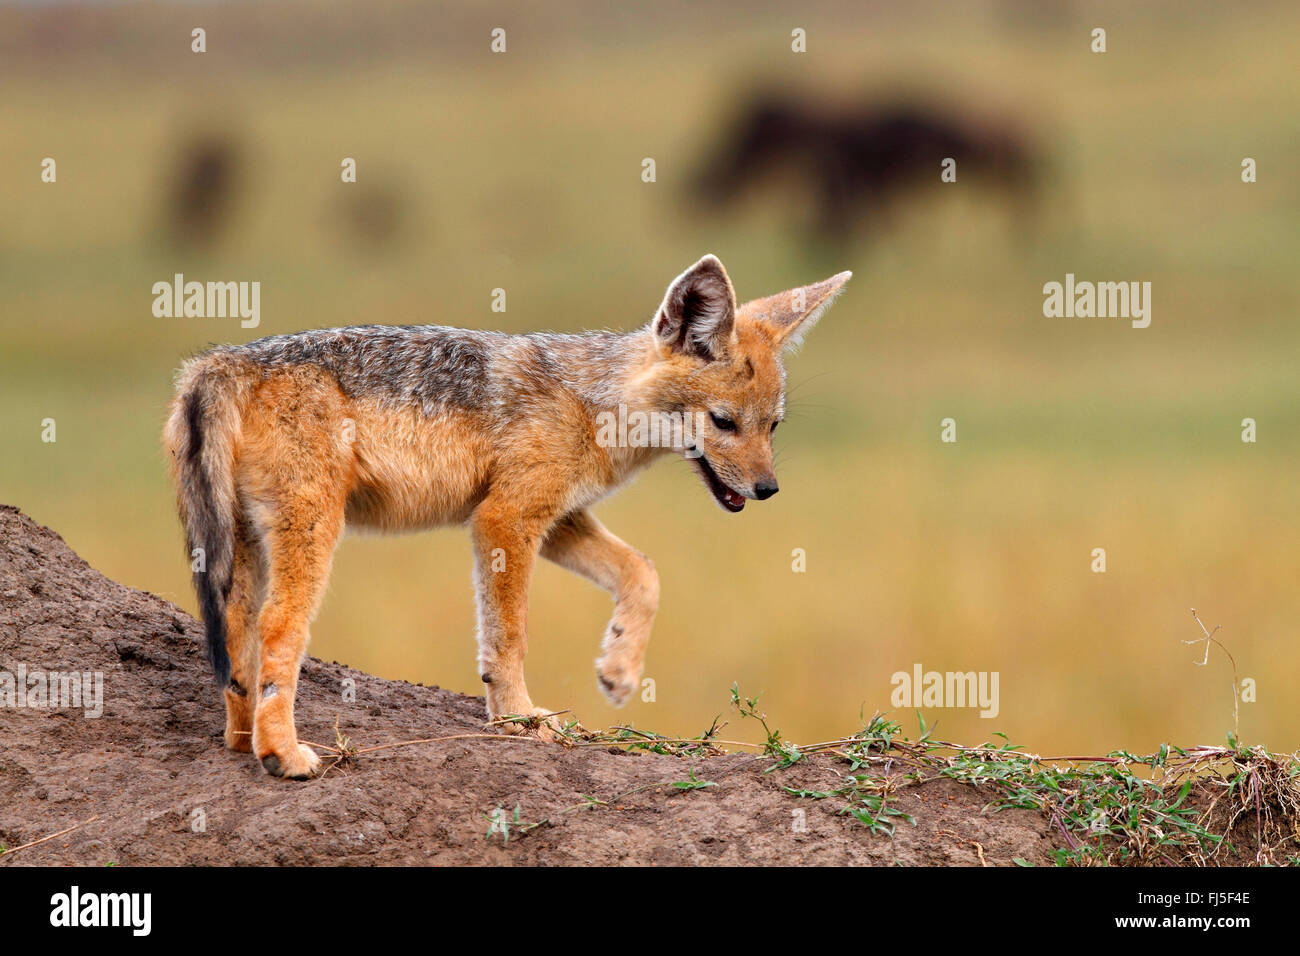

left=743, top=270, right=853, bottom=353
left=652, top=254, right=737, bottom=361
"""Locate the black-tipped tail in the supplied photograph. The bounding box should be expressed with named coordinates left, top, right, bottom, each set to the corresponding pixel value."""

left=178, top=382, right=236, bottom=686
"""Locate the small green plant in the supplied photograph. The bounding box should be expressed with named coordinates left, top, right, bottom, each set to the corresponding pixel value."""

left=730, top=683, right=802, bottom=768
left=599, top=724, right=724, bottom=757
left=787, top=775, right=916, bottom=837
left=484, top=795, right=608, bottom=844
left=483, top=804, right=525, bottom=843
left=672, top=768, right=718, bottom=791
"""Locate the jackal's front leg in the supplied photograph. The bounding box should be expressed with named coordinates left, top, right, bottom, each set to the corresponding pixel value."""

left=541, top=510, right=659, bottom=707
left=471, top=500, right=560, bottom=737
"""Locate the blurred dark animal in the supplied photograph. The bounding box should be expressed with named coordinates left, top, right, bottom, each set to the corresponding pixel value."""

left=693, top=95, right=1040, bottom=244
left=165, top=137, right=240, bottom=246
left=337, top=183, right=406, bottom=248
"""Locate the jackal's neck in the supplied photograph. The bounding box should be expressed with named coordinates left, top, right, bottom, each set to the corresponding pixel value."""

left=535, top=327, right=689, bottom=478
left=544, top=327, right=660, bottom=414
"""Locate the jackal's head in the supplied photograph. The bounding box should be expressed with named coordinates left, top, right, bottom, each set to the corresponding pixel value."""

left=645, top=254, right=851, bottom=513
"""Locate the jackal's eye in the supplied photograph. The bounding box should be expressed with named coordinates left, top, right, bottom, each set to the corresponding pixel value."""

left=770, top=420, right=780, bottom=435
left=710, top=412, right=737, bottom=432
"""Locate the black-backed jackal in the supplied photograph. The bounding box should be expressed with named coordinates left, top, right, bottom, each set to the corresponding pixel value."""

left=165, top=255, right=850, bottom=778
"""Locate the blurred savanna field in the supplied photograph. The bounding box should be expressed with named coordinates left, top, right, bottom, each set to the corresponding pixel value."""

left=1, top=0, right=1296, bottom=755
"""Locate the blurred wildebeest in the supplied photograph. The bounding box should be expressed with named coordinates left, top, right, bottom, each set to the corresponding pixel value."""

left=336, top=180, right=408, bottom=249
left=692, top=94, right=1041, bottom=244
left=164, top=136, right=240, bottom=246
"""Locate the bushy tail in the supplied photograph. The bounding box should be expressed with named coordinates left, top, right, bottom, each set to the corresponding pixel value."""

left=165, top=360, right=248, bottom=686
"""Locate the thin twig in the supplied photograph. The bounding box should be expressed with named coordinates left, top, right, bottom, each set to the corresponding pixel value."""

left=0, top=814, right=100, bottom=860
left=1187, top=608, right=1241, bottom=740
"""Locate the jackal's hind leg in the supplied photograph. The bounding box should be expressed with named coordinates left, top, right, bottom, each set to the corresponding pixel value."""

left=222, top=518, right=266, bottom=752
left=250, top=502, right=342, bottom=779
left=541, top=510, right=659, bottom=707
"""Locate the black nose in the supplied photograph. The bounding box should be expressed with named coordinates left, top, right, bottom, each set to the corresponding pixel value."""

left=753, top=479, right=779, bottom=501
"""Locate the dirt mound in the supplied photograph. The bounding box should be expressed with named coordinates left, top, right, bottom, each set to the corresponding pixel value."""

left=0, top=504, right=1071, bottom=865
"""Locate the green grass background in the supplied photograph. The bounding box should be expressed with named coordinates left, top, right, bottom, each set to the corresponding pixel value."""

left=1, top=1, right=1296, bottom=753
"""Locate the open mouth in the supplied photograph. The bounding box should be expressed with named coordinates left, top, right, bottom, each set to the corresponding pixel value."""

left=691, top=452, right=746, bottom=513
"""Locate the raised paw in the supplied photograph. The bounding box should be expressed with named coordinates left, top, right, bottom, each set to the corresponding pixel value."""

left=259, top=743, right=322, bottom=780
left=595, top=653, right=641, bottom=707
